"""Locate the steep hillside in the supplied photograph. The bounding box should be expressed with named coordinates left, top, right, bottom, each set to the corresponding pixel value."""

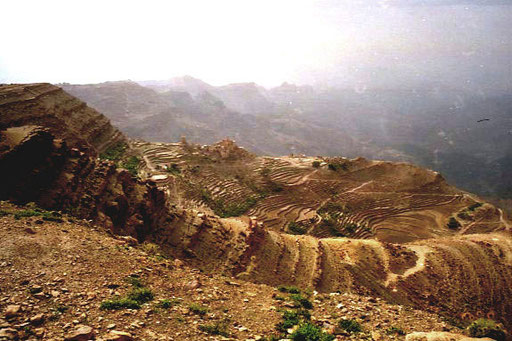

left=60, top=81, right=373, bottom=157
left=0, top=83, right=124, bottom=154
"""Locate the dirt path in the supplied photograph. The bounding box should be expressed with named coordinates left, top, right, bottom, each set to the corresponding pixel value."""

left=346, top=180, right=374, bottom=193
left=499, top=208, right=511, bottom=231
left=385, top=244, right=431, bottom=287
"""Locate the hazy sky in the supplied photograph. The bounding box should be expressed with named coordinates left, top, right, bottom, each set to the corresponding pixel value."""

left=1, top=0, right=511, bottom=89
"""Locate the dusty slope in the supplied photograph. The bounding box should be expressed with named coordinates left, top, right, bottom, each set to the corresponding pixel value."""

left=0, top=205, right=476, bottom=340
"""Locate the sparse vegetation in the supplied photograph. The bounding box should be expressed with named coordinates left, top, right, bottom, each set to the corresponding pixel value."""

left=467, top=319, right=506, bottom=341
left=199, top=320, right=230, bottom=337
left=386, top=326, right=405, bottom=335
left=288, top=221, right=307, bottom=235
left=100, top=297, right=141, bottom=310
left=327, top=161, right=348, bottom=172
left=189, top=303, right=208, bottom=316
left=447, top=216, right=461, bottom=230
left=101, top=276, right=153, bottom=310
left=290, top=293, right=313, bottom=309
left=100, top=142, right=127, bottom=161
left=155, top=298, right=181, bottom=309
left=276, top=309, right=311, bottom=332
left=338, top=318, right=362, bottom=333
left=7, top=203, right=64, bottom=222
left=121, top=155, right=140, bottom=177
left=291, top=322, right=335, bottom=341
left=200, top=189, right=261, bottom=217
left=278, top=285, right=301, bottom=294
left=468, top=202, right=483, bottom=211
left=127, top=287, right=154, bottom=303
left=312, top=161, right=321, bottom=168
left=166, top=163, right=181, bottom=175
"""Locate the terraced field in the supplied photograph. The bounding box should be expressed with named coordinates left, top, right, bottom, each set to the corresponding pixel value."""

left=135, top=141, right=507, bottom=242
left=132, top=140, right=512, bottom=327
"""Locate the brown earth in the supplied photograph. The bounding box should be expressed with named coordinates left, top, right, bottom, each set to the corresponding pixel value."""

left=0, top=206, right=477, bottom=340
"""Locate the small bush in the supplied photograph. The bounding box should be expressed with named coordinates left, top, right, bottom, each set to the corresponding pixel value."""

left=457, top=211, right=471, bottom=220
left=156, top=298, right=180, bottom=309
left=127, top=287, right=154, bottom=304
left=276, top=309, right=311, bottom=332
left=291, top=322, right=335, bottom=341
left=386, top=326, right=405, bottom=335
left=447, top=217, right=461, bottom=230
left=199, top=320, right=230, bottom=337
left=189, top=303, right=208, bottom=316
left=338, top=319, right=362, bottom=333
left=290, top=293, right=313, bottom=309
left=278, top=285, right=301, bottom=294
left=467, top=319, right=506, bottom=341
left=100, top=297, right=141, bottom=310
left=100, top=143, right=127, bottom=161
left=166, top=163, right=181, bottom=175
left=125, top=276, right=144, bottom=288
left=468, top=202, right=482, bottom=211
left=288, top=221, right=307, bottom=235
left=312, top=161, right=321, bottom=168
left=121, top=156, right=140, bottom=177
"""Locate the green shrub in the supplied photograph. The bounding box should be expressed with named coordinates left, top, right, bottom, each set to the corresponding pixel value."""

left=467, top=319, right=506, bottom=341
left=338, top=319, right=362, bottom=333
left=127, top=287, right=154, bottom=304
left=166, top=163, right=181, bottom=175
left=468, top=202, right=482, bottom=211
left=447, top=217, right=461, bottom=230
left=386, top=326, right=405, bottom=335
left=457, top=211, right=471, bottom=220
left=312, top=161, right=321, bottom=168
left=199, top=320, right=230, bottom=337
left=156, top=298, right=180, bottom=309
left=100, top=143, right=127, bottom=161
left=278, top=285, right=301, bottom=294
left=290, top=293, right=313, bottom=309
left=100, top=297, right=141, bottom=310
left=189, top=303, right=208, bottom=316
left=288, top=221, right=307, bottom=235
left=276, top=309, right=311, bottom=332
left=291, top=322, right=335, bottom=341
left=13, top=208, right=63, bottom=222
left=343, top=223, right=358, bottom=234
left=121, top=156, right=140, bottom=177
left=125, top=276, right=144, bottom=288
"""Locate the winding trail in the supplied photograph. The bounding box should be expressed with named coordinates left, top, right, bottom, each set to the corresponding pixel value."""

left=385, top=244, right=432, bottom=287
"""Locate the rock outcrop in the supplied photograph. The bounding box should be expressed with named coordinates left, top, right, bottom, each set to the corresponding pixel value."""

left=0, top=83, right=124, bottom=154
left=0, top=125, right=167, bottom=238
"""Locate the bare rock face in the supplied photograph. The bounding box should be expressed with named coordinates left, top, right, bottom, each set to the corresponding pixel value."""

left=0, top=124, right=169, bottom=239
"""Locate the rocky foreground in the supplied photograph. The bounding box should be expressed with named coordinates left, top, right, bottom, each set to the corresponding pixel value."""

left=0, top=203, right=490, bottom=341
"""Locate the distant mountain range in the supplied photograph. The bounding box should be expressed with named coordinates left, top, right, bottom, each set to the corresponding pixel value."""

left=60, top=76, right=512, bottom=198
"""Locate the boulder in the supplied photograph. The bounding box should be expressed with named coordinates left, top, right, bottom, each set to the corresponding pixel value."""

left=104, top=330, right=134, bottom=341
left=4, top=305, right=21, bottom=319
left=64, top=325, right=95, bottom=341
